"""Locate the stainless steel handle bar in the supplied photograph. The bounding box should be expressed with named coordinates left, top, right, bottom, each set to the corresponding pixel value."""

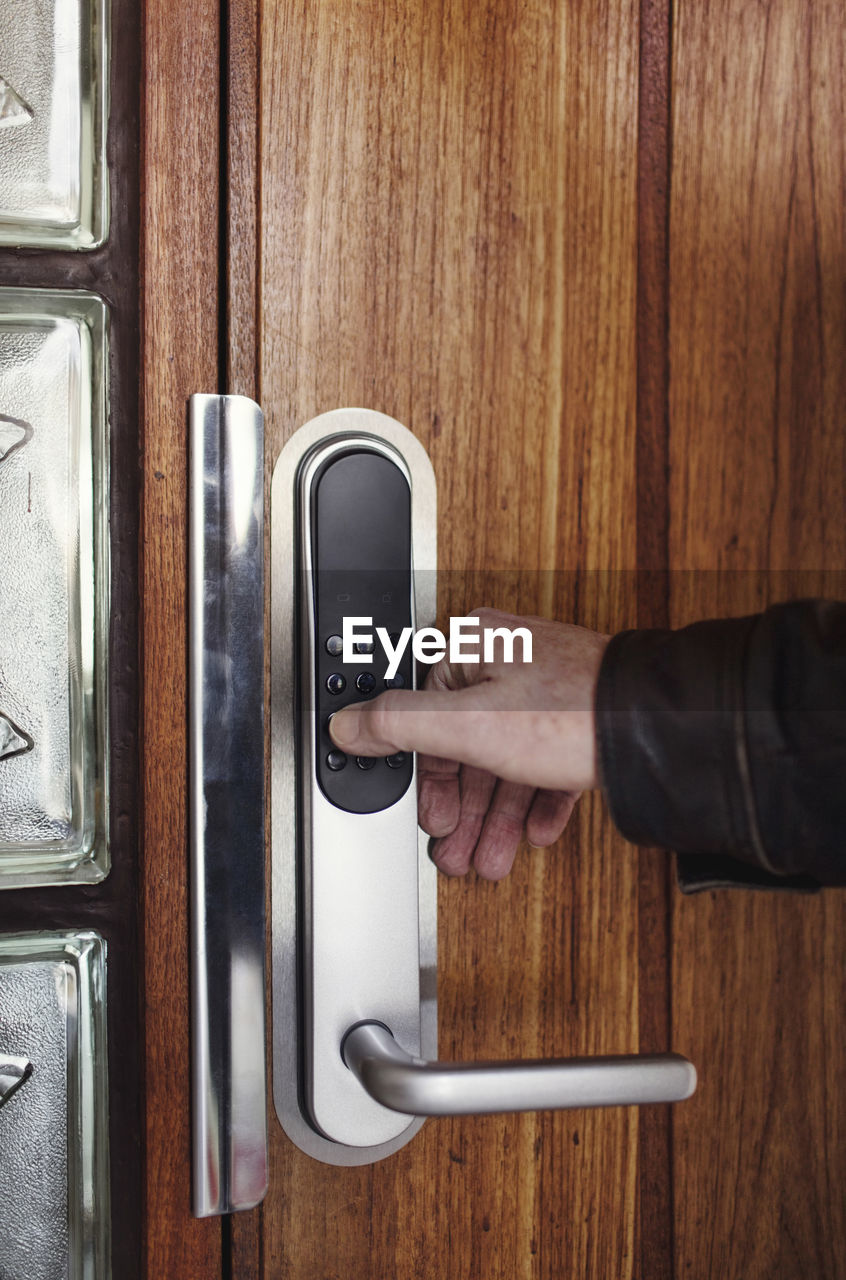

left=342, top=1022, right=697, bottom=1117
left=189, top=393, right=268, bottom=1215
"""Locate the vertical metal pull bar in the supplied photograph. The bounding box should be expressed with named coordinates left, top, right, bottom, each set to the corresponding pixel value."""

left=189, top=394, right=268, bottom=1215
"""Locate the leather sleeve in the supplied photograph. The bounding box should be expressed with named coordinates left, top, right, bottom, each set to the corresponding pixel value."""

left=595, top=600, right=846, bottom=889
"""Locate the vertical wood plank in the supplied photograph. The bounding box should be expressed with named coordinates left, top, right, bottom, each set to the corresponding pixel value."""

left=669, top=1, right=846, bottom=1275
left=140, top=0, right=223, bottom=1272
left=225, top=0, right=260, bottom=399
left=259, top=2, right=642, bottom=1277
left=636, top=0, right=675, bottom=1276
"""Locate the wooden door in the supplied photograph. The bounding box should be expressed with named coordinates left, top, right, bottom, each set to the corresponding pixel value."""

left=668, top=3, right=846, bottom=1274
left=138, top=1, right=846, bottom=1277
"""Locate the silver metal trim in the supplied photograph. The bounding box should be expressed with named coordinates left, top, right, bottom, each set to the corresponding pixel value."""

left=271, top=409, right=438, bottom=1165
left=298, top=436, right=421, bottom=1147
left=189, top=394, right=268, bottom=1215
left=343, top=1022, right=697, bottom=1115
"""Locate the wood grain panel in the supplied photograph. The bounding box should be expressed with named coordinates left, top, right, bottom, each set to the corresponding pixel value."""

left=669, top=2, right=846, bottom=1275
left=260, top=2, right=642, bottom=1276
left=635, top=1, right=675, bottom=1274
left=140, top=0, right=223, bottom=1272
left=226, top=0, right=260, bottom=399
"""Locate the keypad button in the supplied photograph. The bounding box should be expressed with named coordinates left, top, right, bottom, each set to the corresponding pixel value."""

left=356, top=672, right=377, bottom=695
left=326, top=673, right=346, bottom=695
left=356, top=756, right=377, bottom=771
left=354, top=639, right=374, bottom=654
left=384, top=672, right=406, bottom=689
left=326, top=750, right=347, bottom=771
left=325, top=634, right=344, bottom=657
left=386, top=752, right=407, bottom=769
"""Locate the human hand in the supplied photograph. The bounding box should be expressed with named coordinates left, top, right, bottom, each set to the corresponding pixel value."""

left=329, top=609, right=609, bottom=880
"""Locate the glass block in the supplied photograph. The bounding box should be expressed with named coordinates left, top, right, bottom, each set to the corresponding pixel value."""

left=0, top=0, right=109, bottom=248
left=0, top=931, right=110, bottom=1280
left=0, top=289, right=109, bottom=889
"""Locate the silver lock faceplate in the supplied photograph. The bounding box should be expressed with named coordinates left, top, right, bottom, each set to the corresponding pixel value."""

left=271, top=410, right=438, bottom=1164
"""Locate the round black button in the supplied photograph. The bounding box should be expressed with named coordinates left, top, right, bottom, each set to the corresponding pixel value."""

left=326, top=750, right=347, bottom=771
left=356, top=671, right=377, bottom=695
left=356, top=756, right=377, bottom=771
left=326, top=673, right=346, bottom=695
left=384, top=672, right=406, bottom=689
left=325, top=634, right=344, bottom=657
left=386, top=752, right=407, bottom=769
left=354, top=639, right=374, bottom=654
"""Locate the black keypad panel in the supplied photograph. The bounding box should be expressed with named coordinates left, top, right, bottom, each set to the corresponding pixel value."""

left=308, top=448, right=414, bottom=814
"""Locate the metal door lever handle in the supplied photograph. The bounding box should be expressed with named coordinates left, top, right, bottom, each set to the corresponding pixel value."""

left=342, top=1022, right=696, bottom=1117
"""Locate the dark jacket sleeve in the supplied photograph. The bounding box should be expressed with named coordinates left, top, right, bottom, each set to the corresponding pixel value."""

left=595, top=600, right=846, bottom=889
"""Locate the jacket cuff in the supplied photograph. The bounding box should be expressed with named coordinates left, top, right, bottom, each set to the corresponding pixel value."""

left=595, top=617, right=774, bottom=869
left=674, top=853, right=818, bottom=894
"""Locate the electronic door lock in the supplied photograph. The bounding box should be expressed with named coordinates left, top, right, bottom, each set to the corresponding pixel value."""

left=271, top=409, right=696, bottom=1167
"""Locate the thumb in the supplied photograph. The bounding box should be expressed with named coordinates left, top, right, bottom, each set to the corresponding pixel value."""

left=329, top=687, right=488, bottom=761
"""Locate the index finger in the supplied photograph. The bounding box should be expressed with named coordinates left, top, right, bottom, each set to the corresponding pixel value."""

left=328, top=687, right=488, bottom=761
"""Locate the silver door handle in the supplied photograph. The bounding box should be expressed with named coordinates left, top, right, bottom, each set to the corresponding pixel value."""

left=189, top=394, right=268, bottom=1216
left=342, top=1022, right=696, bottom=1116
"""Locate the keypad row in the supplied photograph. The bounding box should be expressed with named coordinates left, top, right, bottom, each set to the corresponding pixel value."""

left=325, top=670, right=405, bottom=695
left=315, top=623, right=412, bottom=813
left=325, top=633, right=374, bottom=657
left=326, top=750, right=407, bottom=772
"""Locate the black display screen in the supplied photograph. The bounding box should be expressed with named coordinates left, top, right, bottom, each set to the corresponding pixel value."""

left=308, top=449, right=414, bottom=814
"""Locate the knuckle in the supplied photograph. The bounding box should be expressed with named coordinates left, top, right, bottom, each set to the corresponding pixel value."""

left=469, top=605, right=523, bottom=630
left=425, top=660, right=451, bottom=691
left=484, top=810, right=525, bottom=842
